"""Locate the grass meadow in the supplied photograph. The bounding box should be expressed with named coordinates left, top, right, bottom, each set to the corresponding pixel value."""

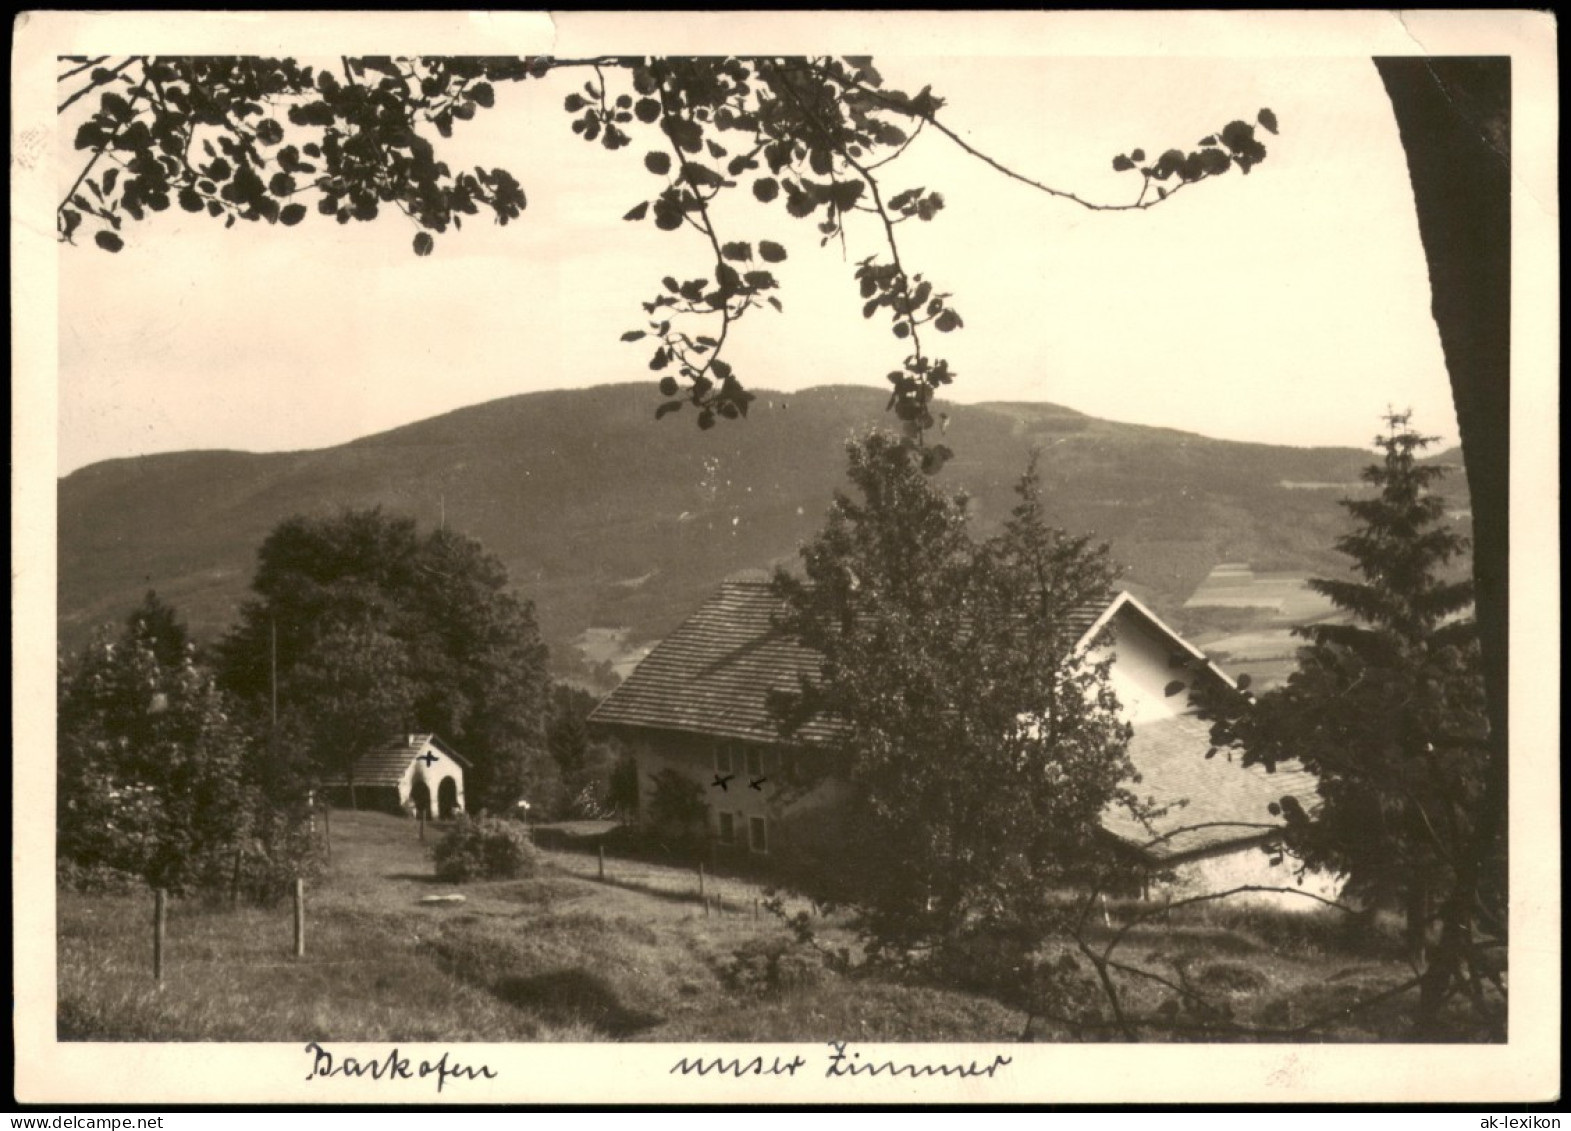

left=59, top=811, right=1447, bottom=1043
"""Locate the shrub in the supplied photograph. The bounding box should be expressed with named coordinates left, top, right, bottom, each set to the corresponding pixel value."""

left=431, top=815, right=539, bottom=882
left=722, top=936, right=828, bottom=998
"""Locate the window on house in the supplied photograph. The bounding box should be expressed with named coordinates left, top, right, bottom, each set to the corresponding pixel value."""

left=749, top=816, right=768, bottom=855
left=717, top=812, right=735, bottom=845
left=714, top=745, right=733, bottom=775
left=745, top=747, right=763, bottom=779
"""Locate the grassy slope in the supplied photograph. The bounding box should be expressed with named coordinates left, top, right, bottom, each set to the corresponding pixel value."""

left=59, top=811, right=1439, bottom=1043
left=58, top=384, right=1469, bottom=677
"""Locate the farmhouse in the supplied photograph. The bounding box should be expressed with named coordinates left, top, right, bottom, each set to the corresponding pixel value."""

left=590, top=579, right=1336, bottom=906
left=327, top=733, right=469, bottom=819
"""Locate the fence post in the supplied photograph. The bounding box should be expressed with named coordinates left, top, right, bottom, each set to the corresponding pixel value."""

left=418, top=807, right=426, bottom=844
left=754, top=897, right=760, bottom=923
left=153, top=889, right=167, bottom=986
left=293, top=878, right=306, bottom=959
left=698, top=862, right=706, bottom=902
left=598, top=844, right=605, bottom=882
left=323, top=804, right=332, bottom=863
left=230, top=848, right=243, bottom=907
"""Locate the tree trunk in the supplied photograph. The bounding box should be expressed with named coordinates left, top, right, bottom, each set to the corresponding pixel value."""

left=1405, top=876, right=1429, bottom=967
left=1374, top=56, right=1510, bottom=897
left=1375, top=57, right=1512, bottom=1036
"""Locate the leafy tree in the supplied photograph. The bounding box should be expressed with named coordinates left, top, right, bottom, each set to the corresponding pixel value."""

left=771, top=432, right=1137, bottom=954
left=219, top=509, right=551, bottom=812
left=1198, top=412, right=1494, bottom=1030
left=545, top=683, right=624, bottom=818
left=56, top=54, right=1274, bottom=448
left=58, top=607, right=315, bottom=898
left=281, top=619, right=416, bottom=809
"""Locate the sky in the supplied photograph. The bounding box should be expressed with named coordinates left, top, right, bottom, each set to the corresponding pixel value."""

left=55, top=53, right=1459, bottom=475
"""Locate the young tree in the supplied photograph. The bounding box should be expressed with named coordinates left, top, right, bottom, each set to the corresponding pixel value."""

left=55, top=55, right=1274, bottom=447
left=1199, top=412, right=1494, bottom=1030
left=57, top=611, right=310, bottom=896
left=772, top=432, right=1136, bottom=954
left=219, top=509, right=552, bottom=812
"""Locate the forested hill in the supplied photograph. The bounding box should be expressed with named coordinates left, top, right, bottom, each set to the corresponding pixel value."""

left=58, top=383, right=1469, bottom=680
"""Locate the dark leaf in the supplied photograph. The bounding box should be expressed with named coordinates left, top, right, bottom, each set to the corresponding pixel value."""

left=655, top=399, right=683, bottom=420
left=697, top=407, right=716, bottom=430
left=1257, top=107, right=1278, bottom=135
left=471, top=82, right=495, bottom=108
left=752, top=177, right=779, bottom=203
left=279, top=203, right=307, bottom=226
left=412, top=231, right=435, bottom=257
left=644, top=151, right=672, bottom=176
left=254, top=119, right=285, bottom=146
left=1235, top=673, right=1252, bottom=691
left=722, top=241, right=752, bottom=261
left=658, top=376, right=680, bottom=397
left=623, top=201, right=649, bottom=221
left=634, top=97, right=661, bottom=124
left=94, top=230, right=124, bottom=253
left=1112, top=154, right=1135, bottom=172
left=1164, top=680, right=1186, bottom=698
left=758, top=240, right=787, bottom=263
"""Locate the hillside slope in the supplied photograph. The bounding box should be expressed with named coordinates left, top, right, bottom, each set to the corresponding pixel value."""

left=58, top=383, right=1468, bottom=680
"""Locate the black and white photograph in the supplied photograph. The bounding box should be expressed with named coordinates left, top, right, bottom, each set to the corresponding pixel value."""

left=12, top=10, right=1559, bottom=1106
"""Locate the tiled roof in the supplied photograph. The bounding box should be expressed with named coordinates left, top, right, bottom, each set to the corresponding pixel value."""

left=589, top=581, right=846, bottom=745
left=1101, top=711, right=1319, bottom=861
left=328, top=733, right=467, bottom=788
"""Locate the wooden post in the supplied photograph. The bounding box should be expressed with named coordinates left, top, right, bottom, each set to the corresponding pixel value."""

left=323, top=804, right=332, bottom=863
left=704, top=896, right=711, bottom=919
left=230, top=848, right=243, bottom=907
left=597, top=844, right=605, bottom=882
left=754, top=897, right=760, bottom=923
left=153, top=889, right=167, bottom=986
left=293, top=878, right=305, bottom=959
left=698, top=862, right=706, bottom=902
left=418, top=807, right=426, bottom=844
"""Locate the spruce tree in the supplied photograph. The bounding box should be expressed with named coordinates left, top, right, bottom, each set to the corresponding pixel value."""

left=1208, top=412, right=1491, bottom=976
